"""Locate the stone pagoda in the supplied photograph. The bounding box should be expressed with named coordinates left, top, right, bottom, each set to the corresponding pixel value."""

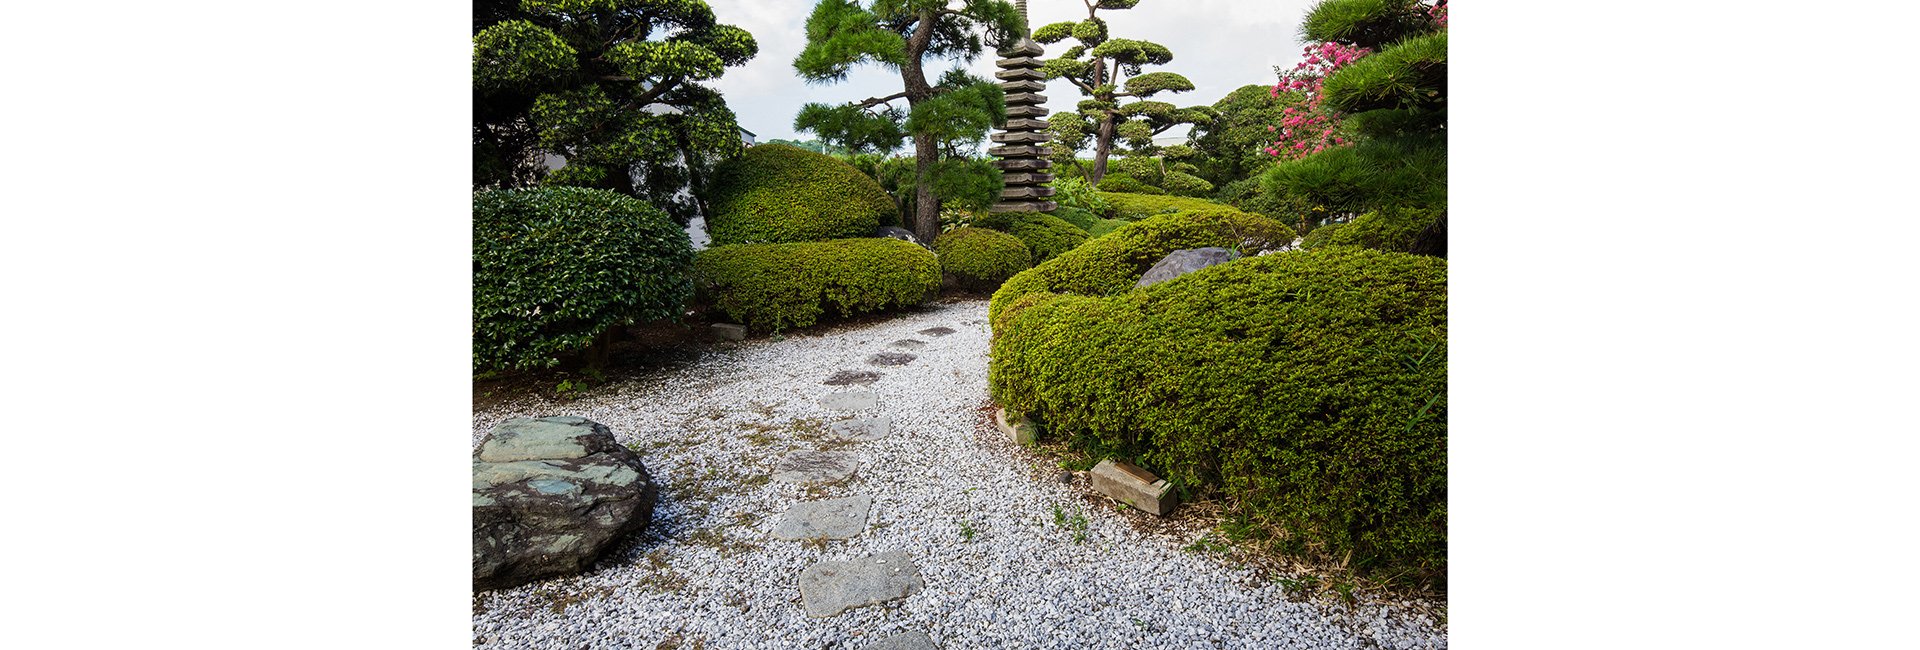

left=988, top=0, right=1056, bottom=214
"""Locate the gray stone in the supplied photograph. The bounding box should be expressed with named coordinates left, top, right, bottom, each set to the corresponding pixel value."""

left=798, top=550, right=925, bottom=618
left=830, top=415, right=891, bottom=442
left=993, top=408, right=1037, bottom=445
left=1090, top=459, right=1178, bottom=516
left=473, top=417, right=657, bottom=591
left=1055, top=472, right=1073, bottom=485
left=866, top=352, right=916, bottom=366
left=823, top=370, right=882, bottom=386
left=711, top=323, right=747, bottom=341
left=772, top=495, right=872, bottom=540
left=862, top=631, right=939, bottom=650
left=887, top=339, right=927, bottom=350
left=1134, top=247, right=1236, bottom=289
left=821, top=391, right=879, bottom=411
left=772, top=450, right=859, bottom=484
left=916, top=327, right=956, bottom=337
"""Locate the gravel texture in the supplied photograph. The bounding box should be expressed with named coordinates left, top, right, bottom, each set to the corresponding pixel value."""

left=472, top=299, right=1447, bottom=649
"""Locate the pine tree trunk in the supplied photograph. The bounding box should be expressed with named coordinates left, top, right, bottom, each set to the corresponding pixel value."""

left=1090, top=114, right=1115, bottom=185
left=912, top=133, right=940, bottom=240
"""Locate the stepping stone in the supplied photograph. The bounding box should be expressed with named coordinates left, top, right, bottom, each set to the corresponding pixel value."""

left=821, top=391, right=878, bottom=411
left=823, top=370, right=882, bottom=386
left=862, top=631, right=938, bottom=650
left=866, top=352, right=916, bottom=366
left=798, top=550, right=924, bottom=618
left=772, top=495, right=872, bottom=540
left=830, top=416, right=891, bottom=442
left=917, top=327, right=956, bottom=337
left=887, top=339, right=927, bottom=350
left=772, top=450, right=859, bottom=484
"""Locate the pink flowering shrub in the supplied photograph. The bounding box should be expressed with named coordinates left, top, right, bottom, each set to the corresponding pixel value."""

left=1264, top=1, right=1447, bottom=161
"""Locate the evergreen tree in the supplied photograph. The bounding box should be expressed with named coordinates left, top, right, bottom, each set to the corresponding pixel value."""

left=1031, top=0, right=1213, bottom=185
left=792, top=0, right=1026, bottom=240
left=473, top=0, right=758, bottom=225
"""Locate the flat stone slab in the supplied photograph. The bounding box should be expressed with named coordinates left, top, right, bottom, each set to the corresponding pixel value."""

left=823, top=370, right=882, bottom=386
left=772, top=451, right=859, bottom=484
left=916, top=327, right=956, bottom=337
left=798, top=550, right=924, bottom=618
left=993, top=408, right=1036, bottom=445
left=711, top=323, right=747, bottom=341
left=1091, top=459, right=1178, bottom=516
left=887, top=339, right=927, bottom=350
left=830, top=415, right=891, bottom=442
left=772, top=495, right=872, bottom=540
left=821, top=391, right=879, bottom=411
left=866, top=352, right=917, bottom=366
left=862, top=631, right=938, bottom=650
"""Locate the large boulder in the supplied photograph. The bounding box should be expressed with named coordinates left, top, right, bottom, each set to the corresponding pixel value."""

left=473, top=416, right=657, bottom=591
left=1134, top=247, right=1234, bottom=289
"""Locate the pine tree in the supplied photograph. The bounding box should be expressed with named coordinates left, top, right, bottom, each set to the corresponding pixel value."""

left=1031, top=0, right=1213, bottom=185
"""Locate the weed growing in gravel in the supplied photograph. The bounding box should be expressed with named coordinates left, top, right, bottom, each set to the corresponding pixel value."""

left=959, top=518, right=977, bottom=542
left=790, top=417, right=852, bottom=452
left=687, top=526, right=760, bottom=558
left=1052, top=503, right=1091, bottom=543
left=1184, top=536, right=1234, bottom=554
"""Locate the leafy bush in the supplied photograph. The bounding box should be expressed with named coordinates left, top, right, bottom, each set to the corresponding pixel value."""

left=933, top=227, right=1032, bottom=291
left=692, top=238, right=939, bottom=331
left=974, top=211, right=1090, bottom=265
left=706, top=144, right=896, bottom=245
left=1083, top=217, right=1131, bottom=240
left=1045, top=175, right=1113, bottom=217
left=990, top=246, right=1447, bottom=581
left=473, top=187, right=695, bottom=372
left=988, top=207, right=1295, bottom=326
left=1096, top=192, right=1230, bottom=221
left=1095, top=173, right=1164, bottom=195
left=1160, top=170, right=1215, bottom=198
left=1300, top=221, right=1345, bottom=249
left=1049, top=206, right=1098, bottom=231
left=1318, top=205, right=1438, bottom=252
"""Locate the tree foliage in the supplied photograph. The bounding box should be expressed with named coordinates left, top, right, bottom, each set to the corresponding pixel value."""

left=473, top=0, right=758, bottom=225
left=790, top=0, right=1026, bottom=240
left=1186, top=84, right=1305, bottom=189
left=1033, top=0, right=1213, bottom=184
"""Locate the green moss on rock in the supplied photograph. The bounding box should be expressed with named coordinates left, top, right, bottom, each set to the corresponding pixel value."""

left=990, top=247, right=1447, bottom=580
left=974, top=211, right=1090, bottom=265
left=693, top=238, right=939, bottom=331
left=988, top=208, right=1296, bottom=326
left=706, top=144, right=896, bottom=245
left=933, top=227, right=1032, bottom=291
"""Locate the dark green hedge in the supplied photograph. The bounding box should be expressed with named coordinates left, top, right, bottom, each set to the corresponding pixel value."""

left=473, top=186, right=694, bottom=371
left=693, top=238, right=939, bottom=331
left=1096, top=192, right=1231, bottom=221
left=706, top=144, right=896, bottom=245
left=933, top=227, right=1031, bottom=291
left=974, top=211, right=1090, bottom=265
left=990, top=247, right=1448, bottom=580
left=1315, top=206, right=1438, bottom=252
left=1095, top=173, right=1164, bottom=195
left=988, top=207, right=1295, bottom=326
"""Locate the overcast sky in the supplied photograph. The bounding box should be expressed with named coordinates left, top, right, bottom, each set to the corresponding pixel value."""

left=704, top=0, right=1326, bottom=149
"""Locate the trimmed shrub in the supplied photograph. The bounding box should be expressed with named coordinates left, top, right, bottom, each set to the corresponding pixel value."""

left=975, top=211, right=1090, bottom=265
left=1300, top=221, right=1346, bottom=249
left=473, top=186, right=694, bottom=372
left=933, top=227, right=1032, bottom=291
left=1320, top=205, right=1438, bottom=252
left=1160, top=170, right=1215, bottom=198
left=706, top=144, right=896, bottom=245
left=1049, top=206, right=1098, bottom=231
left=692, top=238, right=939, bottom=331
left=1095, top=173, right=1164, bottom=195
left=988, top=207, right=1295, bottom=325
left=1097, top=192, right=1233, bottom=221
left=990, top=247, right=1447, bottom=580
left=1083, top=217, right=1131, bottom=240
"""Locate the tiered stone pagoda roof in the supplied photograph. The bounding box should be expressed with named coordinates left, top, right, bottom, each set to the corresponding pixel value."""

left=987, top=30, right=1056, bottom=214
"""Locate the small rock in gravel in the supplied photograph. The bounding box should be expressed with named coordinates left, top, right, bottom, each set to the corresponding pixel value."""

left=820, top=391, right=879, bottom=411
left=823, top=370, right=883, bottom=386
left=773, top=495, right=872, bottom=540
left=866, top=352, right=917, bottom=366
left=917, top=327, right=956, bottom=337
left=1055, top=472, right=1072, bottom=485
left=861, top=630, right=938, bottom=650
left=772, top=450, right=859, bottom=484
left=830, top=416, right=891, bottom=441
left=887, top=339, right=927, bottom=350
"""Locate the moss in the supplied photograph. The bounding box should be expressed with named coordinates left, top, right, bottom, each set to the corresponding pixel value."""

left=1095, top=173, right=1164, bottom=195
left=692, top=238, right=939, bottom=331
left=990, top=247, right=1447, bottom=579
left=933, top=227, right=1032, bottom=291
left=1096, top=192, right=1230, bottom=221
left=472, top=187, right=694, bottom=372
left=706, top=144, right=896, bottom=245
left=1318, top=205, right=1437, bottom=252
left=974, top=211, right=1090, bottom=265
left=988, top=207, right=1296, bottom=325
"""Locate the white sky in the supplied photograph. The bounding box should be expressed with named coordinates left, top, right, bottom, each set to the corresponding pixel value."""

left=706, top=0, right=1326, bottom=148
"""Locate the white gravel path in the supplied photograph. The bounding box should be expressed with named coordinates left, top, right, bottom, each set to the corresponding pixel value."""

left=472, top=299, right=1447, bottom=650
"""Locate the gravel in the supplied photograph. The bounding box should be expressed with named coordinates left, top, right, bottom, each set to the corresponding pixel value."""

left=472, top=299, right=1447, bottom=649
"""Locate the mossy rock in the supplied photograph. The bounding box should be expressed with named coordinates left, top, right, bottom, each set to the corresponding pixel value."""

left=1096, top=192, right=1230, bottom=221
left=988, top=207, right=1296, bottom=327
left=990, top=247, right=1447, bottom=581
left=692, top=238, right=939, bottom=331
left=1316, top=206, right=1438, bottom=252
left=933, top=227, right=1032, bottom=292
left=706, top=144, right=896, bottom=246
left=974, top=211, right=1090, bottom=265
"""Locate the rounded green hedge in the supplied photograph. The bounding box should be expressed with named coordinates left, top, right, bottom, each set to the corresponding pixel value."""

left=1097, top=192, right=1231, bottom=221
left=990, top=247, right=1448, bottom=580
left=1317, top=205, right=1438, bottom=252
left=473, top=186, right=695, bottom=372
left=1095, top=173, right=1164, bottom=195
left=988, top=207, right=1296, bottom=326
left=933, top=227, right=1032, bottom=291
left=692, top=238, right=939, bottom=331
left=706, top=144, right=896, bottom=245
left=1300, top=221, right=1345, bottom=249
left=974, top=211, right=1090, bottom=265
